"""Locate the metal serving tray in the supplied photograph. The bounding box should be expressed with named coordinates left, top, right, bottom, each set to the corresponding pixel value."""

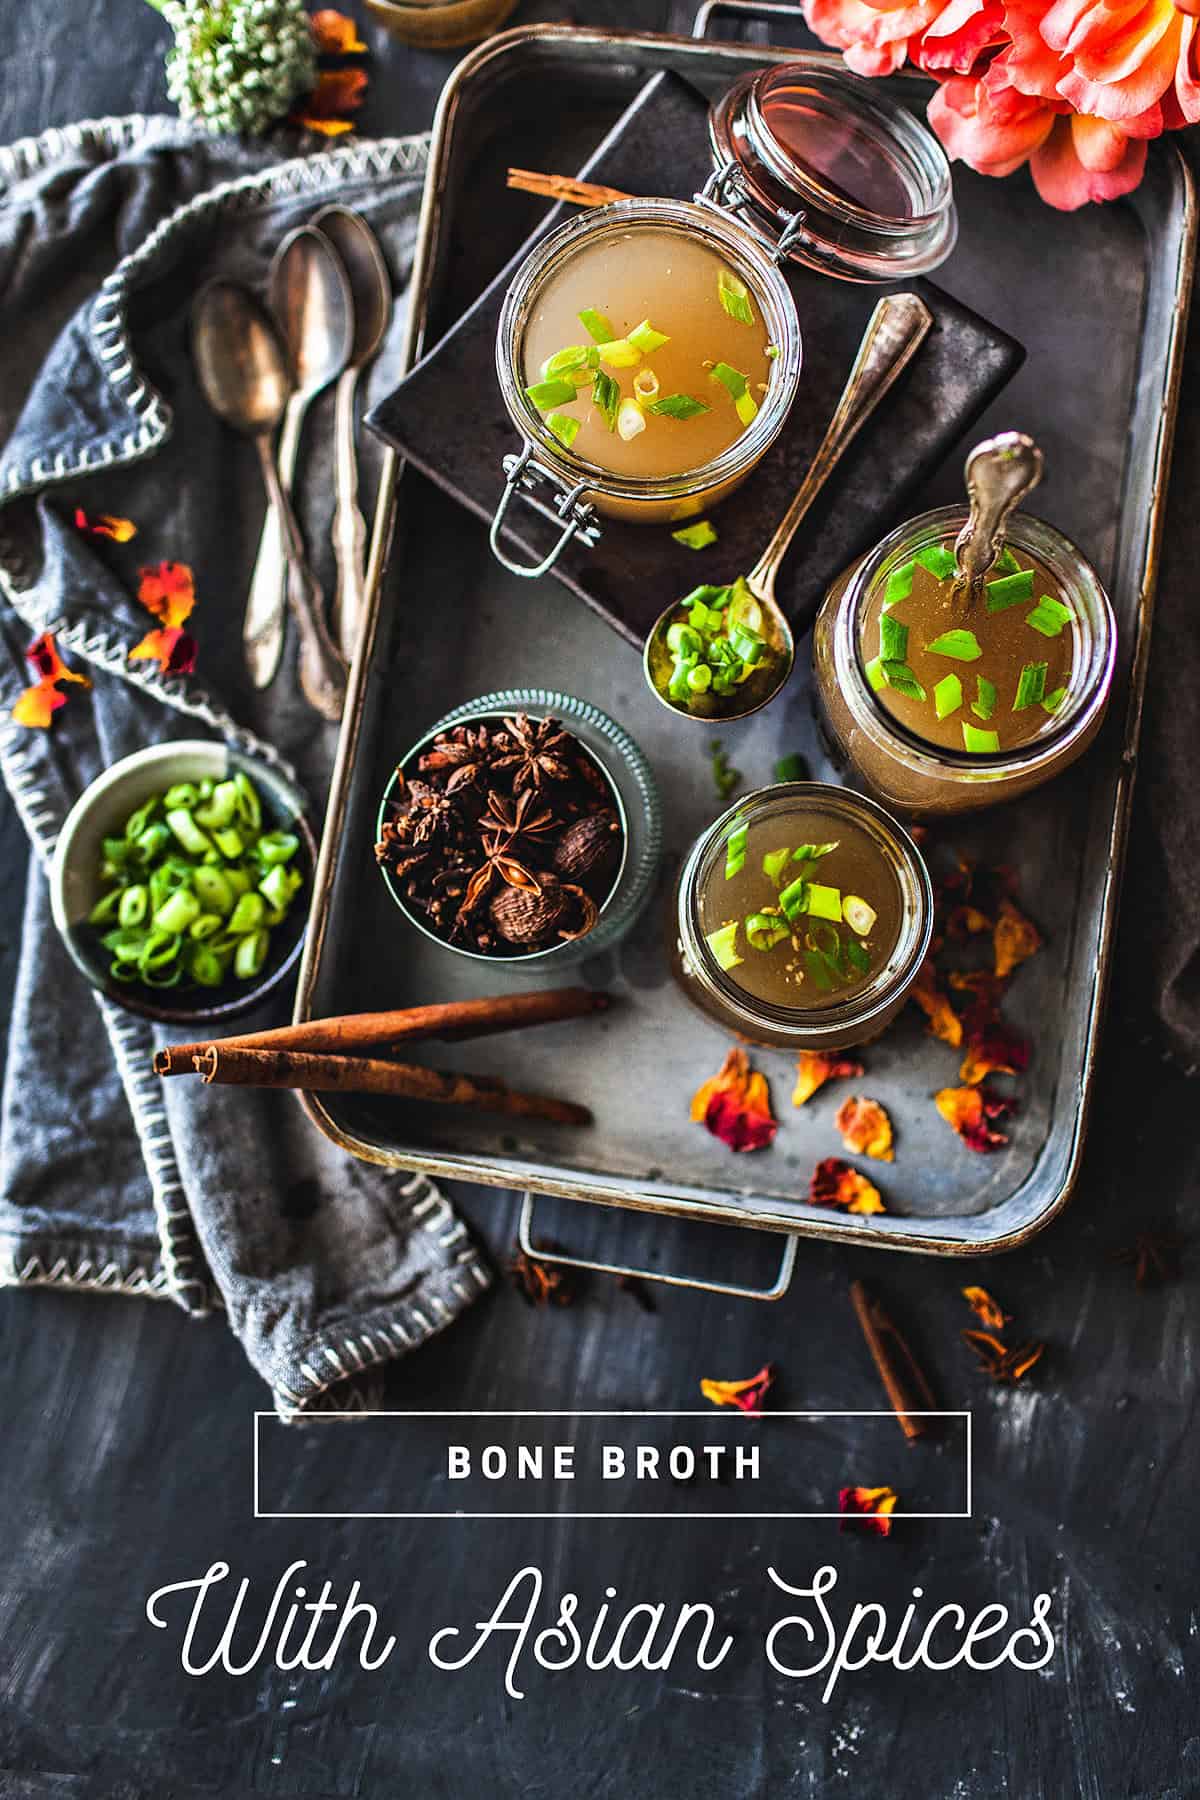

left=294, top=9, right=1195, bottom=1272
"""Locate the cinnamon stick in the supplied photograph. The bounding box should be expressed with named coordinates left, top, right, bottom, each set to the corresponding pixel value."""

left=191, top=1046, right=591, bottom=1127
left=153, top=987, right=609, bottom=1076
left=849, top=1280, right=939, bottom=1442
left=507, top=168, right=632, bottom=208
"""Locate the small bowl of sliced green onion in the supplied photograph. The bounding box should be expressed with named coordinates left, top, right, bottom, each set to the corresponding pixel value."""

left=50, top=740, right=315, bottom=1024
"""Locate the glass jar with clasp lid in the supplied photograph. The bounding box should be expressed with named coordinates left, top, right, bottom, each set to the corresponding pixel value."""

left=489, top=58, right=957, bottom=579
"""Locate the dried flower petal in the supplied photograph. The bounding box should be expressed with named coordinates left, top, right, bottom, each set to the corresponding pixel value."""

left=137, top=561, right=196, bottom=629
left=834, top=1095, right=894, bottom=1163
left=74, top=507, right=137, bottom=542
left=993, top=897, right=1042, bottom=980
left=910, top=957, right=963, bottom=1048
left=962, top=1285, right=1010, bottom=1329
left=509, top=1242, right=581, bottom=1307
left=809, top=1157, right=886, bottom=1214
left=11, top=632, right=90, bottom=730
left=290, top=68, right=367, bottom=134
left=839, top=1485, right=898, bottom=1535
left=129, top=626, right=197, bottom=676
left=792, top=1049, right=864, bottom=1107
left=310, top=8, right=367, bottom=52
left=691, top=1046, right=777, bottom=1152
left=962, top=1330, right=1044, bottom=1384
left=935, top=1085, right=1016, bottom=1153
left=700, top=1363, right=773, bottom=1414
left=959, top=1009, right=1029, bottom=1085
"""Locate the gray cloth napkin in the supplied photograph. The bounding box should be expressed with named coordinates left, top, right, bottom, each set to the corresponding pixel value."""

left=0, top=115, right=492, bottom=1412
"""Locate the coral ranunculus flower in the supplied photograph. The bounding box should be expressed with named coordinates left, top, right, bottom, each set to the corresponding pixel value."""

left=802, top=0, right=1200, bottom=204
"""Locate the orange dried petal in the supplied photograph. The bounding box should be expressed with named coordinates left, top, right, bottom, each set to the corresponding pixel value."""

left=993, top=897, right=1042, bottom=980
left=74, top=507, right=137, bottom=543
left=962, top=1285, right=1010, bottom=1329
left=792, top=1049, right=864, bottom=1107
left=137, top=560, right=196, bottom=629
left=808, top=1157, right=886, bottom=1214
left=834, top=1095, right=894, bottom=1163
left=311, top=8, right=368, bottom=51
left=910, top=958, right=963, bottom=1048
left=128, top=626, right=197, bottom=676
left=839, top=1484, right=898, bottom=1535
left=11, top=682, right=65, bottom=728
left=691, top=1046, right=777, bottom=1152
left=291, top=68, right=368, bottom=132
left=700, top=1363, right=773, bottom=1414
left=935, top=1084, right=1015, bottom=1153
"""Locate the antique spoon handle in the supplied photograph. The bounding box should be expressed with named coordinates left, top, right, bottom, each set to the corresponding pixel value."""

left=747, top=292, right=934, bottom=598
left=953, top=432, right=1045, bottom=599
left=254, top=435, right=347, bottom=722
left=243, top=396, right=306, bottom=688
left=329, top=365, right=367, bottom=666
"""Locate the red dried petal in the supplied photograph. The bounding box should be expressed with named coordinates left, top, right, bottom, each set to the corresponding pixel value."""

left=310, top=8, right=368, bottom=52
left=74, top=507, right=137, bottom=543
left=935, top=1084, right=1016, bottom=1153
left=808, top=1157, right=886, bottom=1214
left=792, top=1049, right=863, bottom=1107
left=137, top=561, right=196, bottom=629
left=691, top=1047, right=777, bottom=1153
left=839, top=1485, right=898, bottom=1535
left=128, top=626, right=197, bottom=676
left=291, top=68, right=368, bottom=134
left=700, top=1364, right=774, bottom=1414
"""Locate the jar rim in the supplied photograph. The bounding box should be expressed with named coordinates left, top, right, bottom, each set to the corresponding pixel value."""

left=495, top=197, right=802, bottom=499
left=679, top=780, right=933, bottom=1037
left=838, top=505, right=1117, bottom=783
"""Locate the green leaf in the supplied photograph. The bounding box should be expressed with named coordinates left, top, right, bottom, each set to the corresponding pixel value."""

left=972, top=675, right=997, bottom=721
left=649, top=393, right=710, bottom=420
left=985, top=568, right=1035, bottom=612
left=916, top=544, right=956, bottom=579
left=546, top=412, right=580, bottom=449
left=591, top=369, right=620, bottom=431
left=1014, top=661, right=1048, bottom=710
left=925, top=629, right=982, bottom=662
left=1025, top=594, right=1075, bottom=637
left=525, top=377, right=578, bottom=411
left=883, top=559, right=916, bottom=608
left=1042, top=685, right=1069, bottom=714
left=934, top=673, right=963, bottom=720
left=880, top=613, right=909, bottom=664
left=710, top=362, right=749, bottom=401
left=882, top=661, right=927, bottom=701
left=962, top=723, right=1000, bottom=753
left=628, top=318, right=669, bottom=353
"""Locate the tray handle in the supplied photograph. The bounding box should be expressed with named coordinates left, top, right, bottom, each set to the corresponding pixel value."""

left=490, top=446, right=602, bottom=578
left=693, top=0, right=807, bottom=37
left=519, top=1191, right=799, bottom=1301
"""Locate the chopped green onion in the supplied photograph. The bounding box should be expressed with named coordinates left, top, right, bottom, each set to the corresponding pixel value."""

left=627, top=319, right=669, bottom=354
left=779, top=876, right=810, bottom=922
left=578, top=308, right=614, bottom=344
left=735, top=389, right=758, bottom=427
left=764, top=344, right=780, bottom=360
left=257, top=830, right=299, bottom=867
left=934, top=673, right=963, bottom=720
left=632, top=368, right=660, bottom=404
left=164, top=783, right=201, bottom=811
left=617, top=399, right=646, bottom=442
left=985, top=568, right=1035, bottom=612
left=710, top=361, right=748, bottom=401
left=804, top=948, right=835, bottom=992
left=524, top=377, right=578, bottom=412
left=591, top=368, right=620, bottom=432
left=229, top=891, right=266, bottom=935
left=882, top=661, right=927, bottom=702
left=540, top=344, right=595, bottom=383
left=745, top=911, right=789, bottom=951
left=842, top=895, right=876, bottom=936
left=962, top=723, right=1000, bottom=753
left=1014, top=661, right=1048, bottom=710
left=916, top=545, right=957, bottom=579
left=546, top=411, right=581, bottom=449
left=195, top=780, right=238, bottom=830
left=925, top=629, right=982, bottom=661
left=995, top=546, right=1021, bottom=574
left=880, top=613, right=909, bottom=664
left=153, top=888, right=200, bottom=935
left=87, top=890, right=122, bottom=926
left=1042, top=685, right=1069, bottom=714
left=666, top=622, right=703, bottom=658
left=865, top=656, right=886, bottom=693
left=1025, top=594, right=1075, bottom=637
left=597, top=338, right=642, bottom=369
left=806, top=883, right=843, bottom=923
left=235, top=930, right=270, bottom=981
left=212, top=825, right=244, bottom=860
left=166, top=808, right=212, bottom=857
left=118, top=885, right=148, bottom=929
left=763, top=847, right=793, bottom=887
left=717, top=268, right=755, bottom=326
left=845, top=937, right=872, bottom=974
left=773, top=753, right=808, bottom=783
left=649, top=393, right=709, bottom=420
left=672, top=520, right=718, bottom=550
left=259, top=864, right=302, bottom=912
left=687, top=664, right=712, bottom=693
left=725, top=823, right=749, bottom=879
left=234, top=773, right=261, bottom=832
left=705, top=922, right=742, bottom=970
left=972, top=676, right=997, bottom=721
left=883, top=559, right=916, bottom=607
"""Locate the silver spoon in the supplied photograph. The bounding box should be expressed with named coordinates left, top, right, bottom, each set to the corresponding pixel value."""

left=242, top=226, right=353, bottom=689
left=313, top=205, right=393, bottom=665
left=953, top=431, right=1044, bottom=605
left=193, top=280, right=347, bottom=722
left=644, top=292, right=935, bottom=724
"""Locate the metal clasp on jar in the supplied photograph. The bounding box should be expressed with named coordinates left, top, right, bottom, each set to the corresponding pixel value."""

left=695, top=160, right=814, bottom=268
left=488, top=445, right=603, bottom=579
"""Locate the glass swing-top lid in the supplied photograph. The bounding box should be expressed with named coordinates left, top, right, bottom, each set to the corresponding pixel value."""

left=707, top=59, right=957, bottom=283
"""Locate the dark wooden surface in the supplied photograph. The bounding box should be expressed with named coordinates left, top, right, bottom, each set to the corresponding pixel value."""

left=3, top=6, right=1199, bottom=1798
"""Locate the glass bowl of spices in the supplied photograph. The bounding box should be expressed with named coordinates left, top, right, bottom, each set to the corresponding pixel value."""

left=673, top=781, right=933, bottom=1051
left=376, top=690, right=662, bottom=966
left=812, top=505, right=1116, bottom=816
left=491, top=197, right=803, bottom=574
left=50, top=740, right=314, bottom=1025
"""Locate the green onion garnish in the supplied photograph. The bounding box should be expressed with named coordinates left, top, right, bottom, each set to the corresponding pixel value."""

left=773, top=752, right=808, bottom=782
left=881, top=661, right=927, bottom=702
left=995, top=546, right=1021, bottom=574
left=779, top=876, right=810, bottom=922
left=672, top=520, right=718, bottom=550
left=986, top=568, right=1035, bottom=612
left=884, top=559, right=916, bottom=607
left=865, top=656, right=887, bottom=692
left=711, top=362, right=748, bottom=400
left=934, top=673, right=963, bottom=720
left=972, top=675, right=997, bottom=721
left=725, top=823, right=748, bottom=879
left=962, top=723, right=1000, bottom=753
left=1042, top=685, right=1068, bottom=714
left=717, top=268, right=755, bottom=326
left=880, top=613, right=909, bottom=663
left=916, top=545, right=957, bottom=580
left=763, top=847, right=792, bottom=887
left=628, top=318, right=669, bottom=354
left=1025, top=594, right=1075, bottom=637
left=925, top=629, right=982, bottom=662
left=705, top=922, right=742, bottom=970
left=540, top=344, right=596, bottom=383
left=1014, top=661, right=1048, bottom=710
left=764, top=344, right=780, bottom=360
left=745, top=911, right=789, bottom=951
left=578, top=308, right=614, bottom=344
left=525, top=377, right=578, bottom=412
left=806, top=883, right=843, bottom=923
left=597, top=338, right=642, bottom=369
left=804, top=948, right=836, bottom=991
left=546, top=411, right=580, bottom=449
left=650, top=394, right=710, bottom=420
left=591, top=368, right=620, bottom=432
left=710, top=739, right=740, bottom=799
left=845, top=938, right=872, bottom=974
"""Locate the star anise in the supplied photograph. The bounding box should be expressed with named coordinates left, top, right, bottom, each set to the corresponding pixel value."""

left=1111, top=1230, right=1184, bottom=1289
left=419, top=724, right=510, bottom=795
left=494, top=714, right=575, bottom=792
left=961, top=1329, right=1045, bottom=1384
left=478, top=786, right=558, bottom=846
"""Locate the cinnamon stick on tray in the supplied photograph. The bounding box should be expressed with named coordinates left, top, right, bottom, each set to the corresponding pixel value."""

left=507, top=167, right=631, bottom=207
left=191, top=1046, right=591, bottom=1128
left=153, top=987, right=610, bottom=1076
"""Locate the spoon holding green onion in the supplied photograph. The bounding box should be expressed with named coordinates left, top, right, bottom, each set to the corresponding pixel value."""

left=643, top=292, right=934, bottom=724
